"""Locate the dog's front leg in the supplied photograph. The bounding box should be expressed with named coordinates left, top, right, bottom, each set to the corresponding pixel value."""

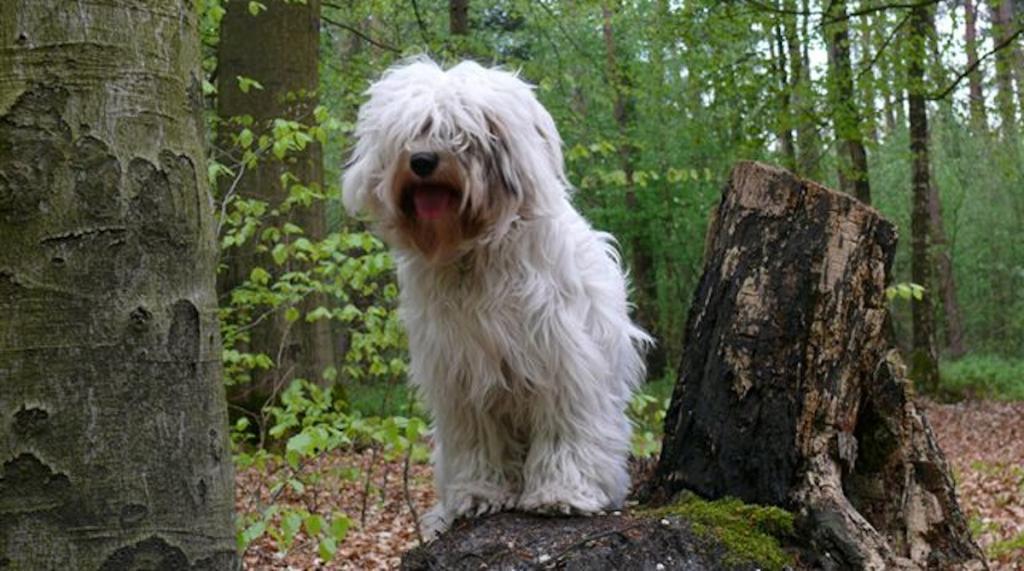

left=517, top=330, right=633, bottom=516
left=425, top=398, right=521, bottom=532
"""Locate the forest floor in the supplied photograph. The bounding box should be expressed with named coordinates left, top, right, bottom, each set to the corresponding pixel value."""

left=237, top=398, right=1024, bottom=570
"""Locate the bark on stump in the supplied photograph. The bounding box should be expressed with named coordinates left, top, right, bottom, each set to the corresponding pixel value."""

left=646, top=162, right=985, bottom=570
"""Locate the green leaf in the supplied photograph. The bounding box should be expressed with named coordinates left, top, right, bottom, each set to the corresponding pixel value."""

left=284, top=306, right=300, bottom=323
left=304, top=514, right=325, bottom=536
left=236, top=76, right=263, bottom=93
left=238, top=128, right=254, bottom=149
left=318, top=535, right=337, bottom=561
left=248, top=1, right=266, bottom=15
left=287, top=432, right=314, bottom=455
left=239, top=520, right=266, bottom=548
left=271, top=243, right=288, bottom=265
left=281, top=510, right=303, bottom=544
left=273, top=139, right=290, bottom=160
left=330, top=514, right=350, bottom=542
left=249, top=266, right=270, bottom=286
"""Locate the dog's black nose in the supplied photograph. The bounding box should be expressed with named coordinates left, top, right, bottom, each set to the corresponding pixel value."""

left=410, top=152, right=439, bottom=177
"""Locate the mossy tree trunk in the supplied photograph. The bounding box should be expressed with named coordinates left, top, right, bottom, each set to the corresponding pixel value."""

left=645, top=162, right=985, bottom=570
left=217, top=0, right=335, bottom=409
left=907, top=5, right=941, bottom=390
left=0, top=1, right=238, bottom=569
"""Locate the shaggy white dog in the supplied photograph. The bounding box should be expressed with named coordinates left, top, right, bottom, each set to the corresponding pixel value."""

left=342, top=58, right=650, bottom=533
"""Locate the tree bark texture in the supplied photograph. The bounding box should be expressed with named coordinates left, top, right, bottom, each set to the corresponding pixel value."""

left=449, top=0, right=469, bottom=36
left=0, top=2, right=238, bottom=569
left=645, top=162, right=985, bottom=570
left=825, top=0, right=872, bottom=204
left=218, top=0, right=335, bottom=406
left=908, top=6, right=941, bottom=391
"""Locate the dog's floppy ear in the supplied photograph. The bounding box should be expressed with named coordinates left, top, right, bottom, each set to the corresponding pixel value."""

left=483, top=114, right=522, bottom=200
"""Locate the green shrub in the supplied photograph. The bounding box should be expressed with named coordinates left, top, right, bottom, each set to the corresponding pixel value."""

left=939, top=355, right=1024, bottom=401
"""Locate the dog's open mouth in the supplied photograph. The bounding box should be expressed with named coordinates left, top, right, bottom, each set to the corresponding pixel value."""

left=403, top=184, right=460, bottom=220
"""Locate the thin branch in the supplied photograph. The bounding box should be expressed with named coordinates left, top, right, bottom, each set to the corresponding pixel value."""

left=409, top=0, right=433, bottom=47
left=402, top=400, right=425, bottom=546
left=930, top=25, right=1024, bottom=101
left=743, top=0, right=943, bottom=25
left=854, top=11, right=911, bottom=82
left=320, top=9, right=401, bottom=53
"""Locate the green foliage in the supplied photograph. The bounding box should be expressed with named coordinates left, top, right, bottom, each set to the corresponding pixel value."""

left=233, top=380, right=428, bottom=559
left=886, top=282, right=925, bottom=302
left=988, top=531, right=1024, bottom=561
left=938, top=355, right=1024, bottom=401
left=642, top=492, right=795, bottom=571
left=628, top=373, right=675, bottom=458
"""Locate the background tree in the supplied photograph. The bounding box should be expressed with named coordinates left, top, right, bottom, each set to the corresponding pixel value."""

left=0, top=0, right=237, bottom=567
left=907, top=3, right=942, bottom=390
left=825, top=0, right=872, bottom=203
left=964, top=0, right=988, bottom=128
left=217, top=0, right=336, bottom=410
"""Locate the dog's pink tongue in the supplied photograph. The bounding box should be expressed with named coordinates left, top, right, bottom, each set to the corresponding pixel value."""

left=414, top=187, right=453, bottom=220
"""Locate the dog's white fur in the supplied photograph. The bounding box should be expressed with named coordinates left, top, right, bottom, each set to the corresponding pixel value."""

left=343, top=58, right=650, bottom=533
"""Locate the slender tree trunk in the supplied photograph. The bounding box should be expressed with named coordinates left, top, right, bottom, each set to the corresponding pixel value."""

left=771, top=17, right=797, bottom=170
left=601, top=1, right=663, bottom=378
left=218, top=0, right=335, bottom=407
left=908, top=6, right=941, bottom=391
left=964, top=0, right=989, bottom=127
left=925, top=12, right=969, bottom=359
left=989, top=0, right=1020, bottom=143
left=450, top=0, right=469, bottom=36
left=825, top=0, right=872, bottom=204
left=789, top=0, right=821, bottom=179
left=0, top=1, right=238, bottom=568
left=928, top=181, right=967, bottom=358
left=857, top=1, right=881, bottom=143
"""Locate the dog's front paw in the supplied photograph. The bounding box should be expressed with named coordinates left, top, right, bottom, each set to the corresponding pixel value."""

left=517, top=486, right=606, bottom=516
left=449, top=488, right=518, bottom=520
left=422, top=503, right=451, bottom=539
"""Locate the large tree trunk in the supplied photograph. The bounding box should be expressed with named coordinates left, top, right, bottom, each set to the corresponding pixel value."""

left=964, top=0, right=989, bottom=128
left=908, top=6, right=941, bottom=391
left=0, top=1, right=238, bottom=568
left=825, top=0, right=872, bottom=204
left=218, top=0, right=335, bottom=408
left=646, top=162, right=985, bottom=570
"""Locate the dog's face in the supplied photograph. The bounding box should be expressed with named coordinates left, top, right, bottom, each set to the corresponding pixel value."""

left=343, top=59, right=570, bottom=264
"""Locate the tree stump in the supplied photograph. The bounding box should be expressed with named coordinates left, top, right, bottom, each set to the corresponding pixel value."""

left=645, top=161, right=985, bottom=570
